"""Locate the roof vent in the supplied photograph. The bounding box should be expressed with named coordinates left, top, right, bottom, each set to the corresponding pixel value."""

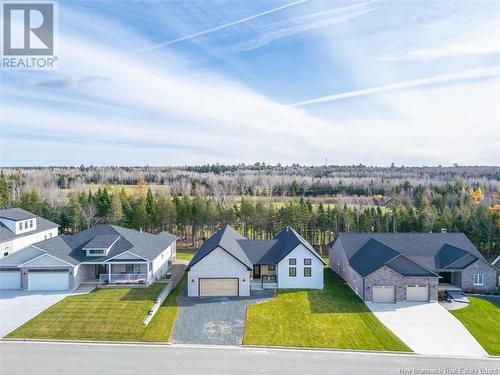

left=441, top=228, right=447, bottom=233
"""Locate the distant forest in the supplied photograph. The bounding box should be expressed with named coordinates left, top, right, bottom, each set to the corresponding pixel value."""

left=0, top=164, right=499, bottom=260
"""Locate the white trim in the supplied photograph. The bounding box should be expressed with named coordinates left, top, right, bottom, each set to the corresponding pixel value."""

left=82, top=236, right=121, bottom=251
left=492, top=254, right=500, bottom=266
left=105, top=250, right=148, bottom=262
left=18, top=253, right=74, bottom=267
left=473, top=273, right=484, bottom=286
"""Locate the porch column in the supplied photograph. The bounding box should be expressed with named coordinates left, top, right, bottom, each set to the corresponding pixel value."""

left=108, top=264, right=111, bottom=282
left=146, top=262, right=150, bottom=282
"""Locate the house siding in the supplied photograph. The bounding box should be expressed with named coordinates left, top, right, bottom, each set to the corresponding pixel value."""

left=330, top=239, right=363, bottom=298
left=187, top=246, right=251, bottom=297
left=277, top=244, right=323, bottom=289
left=151, top=243, right=174, bottom=281
left=73, top=264, right=94, bottom=288
left=460, top=260, right=496, bottom=292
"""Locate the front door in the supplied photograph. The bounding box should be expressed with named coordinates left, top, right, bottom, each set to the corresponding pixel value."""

left=95, top=264, right=107, bottom=278
left=253, top=265, right=261, bottom=279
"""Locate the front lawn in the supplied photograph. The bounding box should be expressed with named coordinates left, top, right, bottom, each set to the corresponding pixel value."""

left=244, top=270, right=410, bottom=351
left=8, top=279, right=186, bottom=342
left=451, top=297, right=500, bottom=355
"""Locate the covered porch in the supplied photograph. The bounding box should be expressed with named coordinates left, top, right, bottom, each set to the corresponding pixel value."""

left=87, top=261, right=152, bottom=286
left=438, top=271, right=462, bottom=291
left=251, top=264, right=278, bottom=290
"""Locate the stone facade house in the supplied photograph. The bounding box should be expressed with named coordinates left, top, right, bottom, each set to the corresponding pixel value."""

left=330, top=233, right=496, bottom=303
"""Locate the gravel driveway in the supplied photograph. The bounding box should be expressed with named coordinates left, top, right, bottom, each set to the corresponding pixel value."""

left=171, top=289, right=274, bottom=345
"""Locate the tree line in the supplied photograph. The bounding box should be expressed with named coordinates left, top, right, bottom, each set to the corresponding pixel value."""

left=1, top=172, right=498, bottom=260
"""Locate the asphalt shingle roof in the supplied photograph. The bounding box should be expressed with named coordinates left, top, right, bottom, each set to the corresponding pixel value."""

left=386, top=255, right=436, bottom=277
left=4, top=224, right=177, bottom=266
left=349, top=239, right=400, bottom=277
left=0, top=210, right=59, bottom=243
left=187, top=225, right=324, bottom=270
left=82, top=234, right=120, bottom=249
left=0, top=208, right=37, bottom=221
left=337, top=232, right=483, bottom=272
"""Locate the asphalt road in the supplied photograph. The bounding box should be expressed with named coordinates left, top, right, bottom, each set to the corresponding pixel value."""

left=0, top=341, right=498, bottom=375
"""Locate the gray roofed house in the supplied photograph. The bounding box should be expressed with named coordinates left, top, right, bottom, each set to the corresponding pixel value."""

left=186, top=225, right=325, bottom=297
left=330, top=232, right=497, bottom=303
left=0, top=208, right=59, bottom=260
left=0, top=224, right=177, bottom=292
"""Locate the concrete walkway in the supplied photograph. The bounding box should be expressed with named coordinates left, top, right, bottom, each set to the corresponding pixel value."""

left=0, top=287, right=93, bottom=337
left=367, top=302, right=488, bottom=357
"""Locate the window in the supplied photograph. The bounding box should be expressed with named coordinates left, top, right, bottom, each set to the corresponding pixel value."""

left=48, top=233, right=52, bottom=239
left=88, top=249, right=105, bottom=255
left=3, top=252, right=8, bottom=257
left=289, top=267, right=296, bottom=277
left=304, top=258, right=311, bottom=265
left=18, top=222, right=22, bottom=230
left=304, top=267, right=311, bottom=277
left=268, top=265, right=276, bottom=271
left=24, top=221, right=28, bottom=229
left=30, top=220, right=33, bottom=228
left=289, top=258, right=296, bottom=265
left=473, top=274, right=484, bottom=286
left=126, top=264, right=141, bottom=274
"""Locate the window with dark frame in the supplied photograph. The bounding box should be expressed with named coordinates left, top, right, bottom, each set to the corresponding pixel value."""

left=289, top=267, right=296, bottom=277
left=289, top=258, right=296, bottom=265
left=18, top=222, right=22, bottom=230
left=304, top=258, right=311, bottom=265
left=304, top=267, right=311, bottom=277
left=268, top=265, right=275, bottom=271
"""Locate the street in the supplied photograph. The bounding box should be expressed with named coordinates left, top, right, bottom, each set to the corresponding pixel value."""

left=0, top=341, right=498, bottom=375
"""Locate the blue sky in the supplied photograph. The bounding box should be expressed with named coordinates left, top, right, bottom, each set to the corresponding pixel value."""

left=1, top=0, right=499, bottom=166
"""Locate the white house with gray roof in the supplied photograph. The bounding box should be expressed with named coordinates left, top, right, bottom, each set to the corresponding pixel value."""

left=0, top=224, right=176, bottom=291
left=186, top=225, right=324, bottom=297
left=330, top=232, right=496, bottom=303
left=0, top=208, right=59, bottom=259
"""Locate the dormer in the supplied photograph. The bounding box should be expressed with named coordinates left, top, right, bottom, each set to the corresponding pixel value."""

left=0, top=211, right=37, bottom=235
left=83, top=234, right=120, bottom=257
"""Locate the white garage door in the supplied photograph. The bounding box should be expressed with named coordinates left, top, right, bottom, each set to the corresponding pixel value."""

left=29, top=271, right=69, bottom=291
left=199, top=278, right=238, bottom=297
left=407, top=284, right=429, bottom=302
left=0, top=270, right=21, bottom=289
left=373, top=286, right=395, bottom=303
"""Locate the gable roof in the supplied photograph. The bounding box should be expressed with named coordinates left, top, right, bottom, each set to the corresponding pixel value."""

left=186, top=225, right=253, bottom=271
left=187, top=225, right=324, bottom=270
left=349, top=239, right=400, bottom=277
left=337, top=232, right=484, bottom=272
left=386, top=255, right=437, bottom=277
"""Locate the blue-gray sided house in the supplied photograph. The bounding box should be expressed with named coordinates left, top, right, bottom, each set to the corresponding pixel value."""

left=0, top=224, right=176, bottom=291
left=186, top=225, right=325, bottom=297
left=330, top=232, right=496, bottom=303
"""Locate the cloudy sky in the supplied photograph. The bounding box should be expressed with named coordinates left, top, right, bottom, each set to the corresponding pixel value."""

left=1, top=0, right=499, bottom=166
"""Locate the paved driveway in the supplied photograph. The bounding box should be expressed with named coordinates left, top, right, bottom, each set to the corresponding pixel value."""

left=0, top=287, right=93, bottom=337
left=367, top=302, right=488, bottom=357
left=171, top=289, right=274, bottom=345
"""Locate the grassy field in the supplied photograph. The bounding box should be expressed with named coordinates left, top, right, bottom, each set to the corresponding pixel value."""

left=244, top=270, right=410, bottom=351
left=8, top=279, right=186, bottom=342
left=450, top=297, right=500, bottom=355
left=176, top=248, right=196, bottom=261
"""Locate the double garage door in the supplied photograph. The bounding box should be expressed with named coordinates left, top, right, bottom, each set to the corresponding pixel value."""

left=372, top=284, right=429, bottom=303
left=0, top=270, right=69, bottom=291
left=28, top=270, right=69, bottom=291
left=199, top=278, right=238, bottom=297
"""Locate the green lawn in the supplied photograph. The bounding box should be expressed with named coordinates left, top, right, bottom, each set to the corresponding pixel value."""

left=8, top=278, right=186, bottom=342
left=176, top=248, right=196, bottom=261
left=244, top=270, right=410, bottom=351
left=451, top=297, right=500, bottom=355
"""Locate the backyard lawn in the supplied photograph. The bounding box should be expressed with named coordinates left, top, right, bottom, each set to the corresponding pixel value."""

left=244, top=270, right=410, bottom=351
left=176, top=248, right=196, bottom=261
left=451, top=297, right=500, bottom=355
left=8, top=278, right=186, bottom=342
